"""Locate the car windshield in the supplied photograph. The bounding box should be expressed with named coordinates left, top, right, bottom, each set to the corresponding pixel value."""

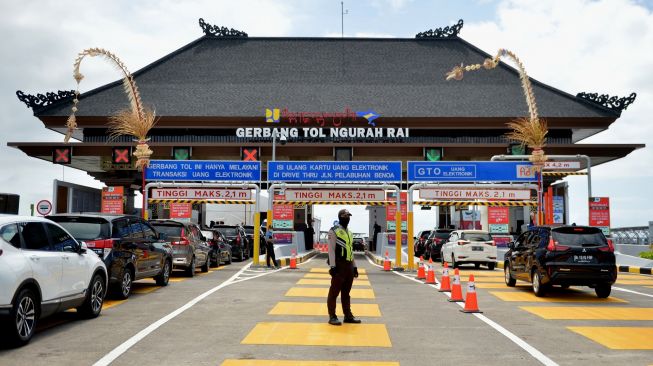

left=552, top=227, right=608, bottom=247
left=461, top=232, right=492, bottom=242
left=150, top=224, right=183, bottom=237
left=201, top=231, right=214, bottom=239
left=431, top=231, right=451, bottom=239
left=47, top=216, right=110, bottom=240
left=216, top=227, right=238, bottom=237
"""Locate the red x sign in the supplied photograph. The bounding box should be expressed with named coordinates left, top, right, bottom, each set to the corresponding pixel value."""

left=53, top=148, right=71, bottom=164
left=113, top=148, right=130, bottom=164
left=242, top=148, right=258, bottom=161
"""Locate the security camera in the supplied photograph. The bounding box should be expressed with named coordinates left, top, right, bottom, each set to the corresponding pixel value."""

left=280, top=135, right=287, bottom=145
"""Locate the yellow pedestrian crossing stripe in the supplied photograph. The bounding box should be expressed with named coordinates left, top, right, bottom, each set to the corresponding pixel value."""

left=221, top=361, right=399, bottom=366
left=297, top=279, right=371, bottom=287
left=567, top=327, right=653, bottom=350
left=489, top=291, right=627, bottom=303
left=304, top=273, right=369, bottom=280
left=241, top=322, right=392, bottom=347
left=521, top=307, right=653, bottom=320
left=269, top=302, right=382, bottom=317
left=285, top=287, right=376, bottom=299
left=310, top=268, right=367, bottom=274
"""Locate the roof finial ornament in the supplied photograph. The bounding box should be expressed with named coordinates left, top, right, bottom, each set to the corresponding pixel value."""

left=16, top=90, right=75, bottom=111
left=576, top=92, right=636, bottom=114
left=198, top=18, right=248, bottom=38
left=416, top=19, right=463, bottom=38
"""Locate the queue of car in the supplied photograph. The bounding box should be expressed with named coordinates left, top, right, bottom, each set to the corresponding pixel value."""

left=0, top=214, right=254, bottom=347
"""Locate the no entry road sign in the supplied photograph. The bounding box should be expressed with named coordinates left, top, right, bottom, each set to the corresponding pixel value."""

left=268, top=161, right=402, bottom=182
left=146, top=160, right=261, bottom=181
left=407, top=161, right=537, bottom=182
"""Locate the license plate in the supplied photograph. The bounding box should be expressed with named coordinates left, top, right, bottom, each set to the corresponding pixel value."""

left=572, top=255, right=595, bottom=263
left=472, top=246, right=484, bottom=251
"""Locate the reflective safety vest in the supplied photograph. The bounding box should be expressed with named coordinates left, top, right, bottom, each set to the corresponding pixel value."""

left=334, top=226, right=353, bottom=262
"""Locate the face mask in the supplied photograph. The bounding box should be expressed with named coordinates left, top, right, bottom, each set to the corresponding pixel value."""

left=339, top=217, right=350, bottom=228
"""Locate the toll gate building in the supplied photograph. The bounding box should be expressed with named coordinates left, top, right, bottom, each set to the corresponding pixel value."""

left=10, top=19, right=643, bottom=231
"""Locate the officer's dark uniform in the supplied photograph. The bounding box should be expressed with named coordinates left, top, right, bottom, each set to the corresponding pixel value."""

left=327, top=209, right=361, bottom=326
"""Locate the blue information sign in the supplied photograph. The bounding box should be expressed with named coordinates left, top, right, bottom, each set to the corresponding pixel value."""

left=268, top=161, right=402, bottom=182
left=407, top=161, right=536, bottom=182
left=145, top=160, right=261, bottom=181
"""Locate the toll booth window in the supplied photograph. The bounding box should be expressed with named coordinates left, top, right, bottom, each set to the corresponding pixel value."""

left=0, top=223, right=21, bottom=248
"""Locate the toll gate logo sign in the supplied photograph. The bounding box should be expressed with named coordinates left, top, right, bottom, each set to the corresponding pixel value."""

left=407, top=161, right=537, bottom=182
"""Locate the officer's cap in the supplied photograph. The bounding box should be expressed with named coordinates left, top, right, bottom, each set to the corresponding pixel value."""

left=338, top=209, right=352, bottom=218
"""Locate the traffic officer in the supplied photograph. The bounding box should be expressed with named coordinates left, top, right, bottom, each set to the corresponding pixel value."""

left=327, top=209, right=361, bottom=326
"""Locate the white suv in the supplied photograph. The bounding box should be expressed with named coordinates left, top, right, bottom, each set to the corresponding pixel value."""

left=0, top=216, right=107, bottom=346
left=441, top=230, right=497, bottom=270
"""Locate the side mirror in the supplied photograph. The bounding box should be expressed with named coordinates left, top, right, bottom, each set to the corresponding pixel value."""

left=79, top=241, right=88, bottom=254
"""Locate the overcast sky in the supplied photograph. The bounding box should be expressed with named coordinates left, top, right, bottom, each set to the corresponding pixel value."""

left=1, top=0, right=651, bottom=234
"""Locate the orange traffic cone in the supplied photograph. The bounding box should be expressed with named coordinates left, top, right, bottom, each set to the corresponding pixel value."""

left=425, top=260, right=436, bottom=284
left=448, top=268, right=464, bottom=302
left=439, top=262, right=451, bottom=292
left=461, top=275, right=482, bottom=313
left=289, top=249, right=297, bottom=269
left=383, top=251, right=391, bottom=271
left=416, top=256, right=425, bottom=279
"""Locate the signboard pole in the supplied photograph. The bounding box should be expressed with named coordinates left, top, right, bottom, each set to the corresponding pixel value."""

left=142, top=167, right=147, bottom=219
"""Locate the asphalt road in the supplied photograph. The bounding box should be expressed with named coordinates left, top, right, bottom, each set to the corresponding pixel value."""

left=1, top=252, right=652, bottom=366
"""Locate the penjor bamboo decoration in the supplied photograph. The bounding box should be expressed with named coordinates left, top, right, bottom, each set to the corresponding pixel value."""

left=66, top=48, right=156, bottom=170
left=446, top=49, right=548, bottom=170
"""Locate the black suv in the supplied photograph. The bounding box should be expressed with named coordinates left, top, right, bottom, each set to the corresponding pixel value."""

left=213, top=225, right=249, bottom=261
left=424, top=229, right=453, bottom=260
left=504, top=226, right=616, bottom=298
left=48, top=214, right=173, bottom=299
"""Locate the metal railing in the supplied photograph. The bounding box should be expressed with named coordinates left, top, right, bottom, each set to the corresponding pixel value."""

left=611, top=226, right=650, bottom=245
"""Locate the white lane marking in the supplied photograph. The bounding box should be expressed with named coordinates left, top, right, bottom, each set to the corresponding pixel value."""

left=94, top=262, right=265, bottom=366
left=364, top=255, right=558, bottom=366
left=613, top=286, right=653, bottom=298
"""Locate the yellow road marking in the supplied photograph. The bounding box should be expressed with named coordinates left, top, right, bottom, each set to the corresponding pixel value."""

left=297, top=279, right=371, bottom=287
left=285, top=287, right=375, bottom=299
left=169, top=278, right=186, bottom=282
left=269, top=302, right=382, bottom=317
left=241, top=322, right=391, bottom=347
left=102, top=299, right=126, bottom=310
left=304, top=273, right=369, bottom=280
left=489, top=291, right=627, bottom=303
left=616, top=280, right=653, bottom=285
left=568, top=327, right=653, bottom=349
left=522, top=306, right=653, bottom=320
left=221, top=361, right=399, bottom=366
left=310, top=268, right=367, bottom=274
left=475, top=283, right=530, bottom=289
left=131, top=285, right=159, bottom=294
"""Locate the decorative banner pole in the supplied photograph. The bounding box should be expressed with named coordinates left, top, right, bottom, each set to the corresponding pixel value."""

left=66, top=48, right=156, bottom=171
left=446, top=49, right=548, bottom=224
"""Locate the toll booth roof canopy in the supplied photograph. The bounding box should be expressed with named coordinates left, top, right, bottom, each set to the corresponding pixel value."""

left=31, top=36, right=620, bottom=120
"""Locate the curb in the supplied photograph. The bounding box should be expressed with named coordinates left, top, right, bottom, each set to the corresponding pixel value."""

left=276, top=250, right=319, bottom=267
left=366, top=252, right=410, bottom=270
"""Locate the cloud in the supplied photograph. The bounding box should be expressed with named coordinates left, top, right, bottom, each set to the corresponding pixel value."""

left=460, top=0, right=653, bottom=226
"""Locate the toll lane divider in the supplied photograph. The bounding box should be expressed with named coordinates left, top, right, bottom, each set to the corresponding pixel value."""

left=274, top=249, right=319, bottom=267
left=364, top=254, right=558, bottom=366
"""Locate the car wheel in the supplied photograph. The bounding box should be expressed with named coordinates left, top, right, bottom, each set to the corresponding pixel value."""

left=504, top=265, right=516, bottom=287
left=77, top=274, right=104, bottom=319
left=452, top=255, right=458, bottom=269
left=186, top=257, right=196, bottom=277
left=114, top=269, right=133, bottom=300
left=440, top=252, right=445, bottom=266
left=532, top=270, right=546, bottom=297
left=210, top=252, right=219, bottom=267
left=155, top=260, right=171, bottom=286
left=239, top=249, right=244, bottom=261
left=226, top=253, right=232, bottom=264
left=201, top=255, right=210, bottom=273
left=487, top=262, right=495, bottom=271
left=595, top=284, right=611, bottom=298
left=7, top=288, right=38, bottom=346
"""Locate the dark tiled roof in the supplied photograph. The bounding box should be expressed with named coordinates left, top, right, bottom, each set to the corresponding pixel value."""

left=34, top=37, right=619, bottom=119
